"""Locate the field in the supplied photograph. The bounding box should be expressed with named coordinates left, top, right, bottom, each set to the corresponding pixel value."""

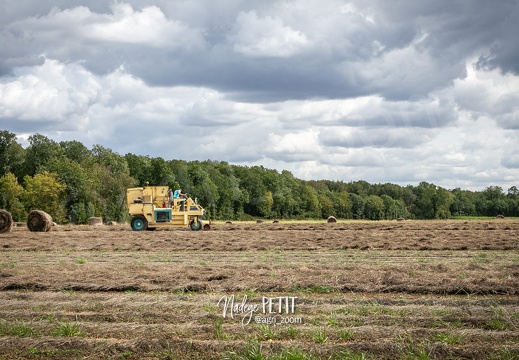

left=0, top=219, right=518, bottom=359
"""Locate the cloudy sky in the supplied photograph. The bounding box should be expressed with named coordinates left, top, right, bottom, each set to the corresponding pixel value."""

left=1, top=0, right=518, bottom=191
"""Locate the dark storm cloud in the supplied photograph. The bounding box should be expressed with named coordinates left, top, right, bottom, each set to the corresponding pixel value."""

left=1, top=0, right=517, bottom=102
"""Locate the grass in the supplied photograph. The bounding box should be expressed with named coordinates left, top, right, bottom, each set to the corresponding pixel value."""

left=433, top=331, right=466, bottom=345
left=257, top=324, right=276, bottom=341
left=281, top=325, right=300, bottom=340
left=0, top=320, right=36, bottom=337
left=214, top=317, right=228, bottom=340
left=52, top=322, right=81, bottom=337
left=311, top=328, right=328, bottom=344
left=338, top=329, right=356, bottom=340
left=487, top=318, right=507, bottom=331
left=225, top=342, right=322, bottom=360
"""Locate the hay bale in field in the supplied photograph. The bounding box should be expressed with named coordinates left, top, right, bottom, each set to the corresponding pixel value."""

left=225, top=221, right=233, bottom=225
left=105, top=221, right=117, bottom=226
left=496, top=214, right=505, bottom=219
left=27, top=210, right=53, bottom=232
left=273, top=219, right=279, bottom=223
left=88, top=217, right=103, bottom=226
left=397, top=217, right=405, bottom=222
left=256, top=219, right=264, bottom=224
left=327, top=216, right=337, bottom=223
left=0, top=210, right=14, bottom=234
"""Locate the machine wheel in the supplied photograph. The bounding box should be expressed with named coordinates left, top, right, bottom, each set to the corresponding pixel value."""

left=190, top=219, right=202, bottom=231
left=131, top=216, right=148, bottom=231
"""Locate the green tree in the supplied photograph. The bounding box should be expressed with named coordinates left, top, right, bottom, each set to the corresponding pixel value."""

left=0, top=130, right=25, bottom=177
left=482, top=186, right=507, bottom=216
left=60, top=140, right=92, bottom=164
left=125, top=153, right=153, bottom=186
left=506, top=186, right=519, bottom=216
left=47, top=158, right=97, bottom=224
left=24, top=134, right=64, bottom=176
left=89, top=164, right=135, bottom=222
left=91, top=145, right=129, bottom=175
left=23, top=171, right=67, bottom=223
left=318, top=192, right=335, bottom=218
left=0, top=172, right=25, bottom=221
left=364, top=195, right=385, bottom=220
left=335, top=191, right=353, bottom=219
left=150, top=157, right=175, bottom=186
left=235, top=166, right=268, bottom=217
left=299, top=184, right=320, bottom=218
left=272, top=170, right=300, bottom=218
left=412, top=182, right=453, bottom=219
left=349, top=193, right=365, bottom=219
left=450, top=188, right=476, bottom=216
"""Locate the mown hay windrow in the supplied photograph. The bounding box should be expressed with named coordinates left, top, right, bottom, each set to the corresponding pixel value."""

left=26, top=210, right=53, bottom=232
left=0, top=209, right=13, bottom=234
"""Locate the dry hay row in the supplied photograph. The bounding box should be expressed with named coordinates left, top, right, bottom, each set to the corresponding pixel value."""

left=0, top=335, right=516, bottom=360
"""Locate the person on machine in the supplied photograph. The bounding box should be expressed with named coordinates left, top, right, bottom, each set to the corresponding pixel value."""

left=173, top=188, right=187, bottom=211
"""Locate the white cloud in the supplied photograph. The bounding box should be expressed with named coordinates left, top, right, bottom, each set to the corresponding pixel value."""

left=230, top=10, right=310, bottom=58
left=0, top=58, right=99, bottom=128
left=83, top=3, right=204, bottom=49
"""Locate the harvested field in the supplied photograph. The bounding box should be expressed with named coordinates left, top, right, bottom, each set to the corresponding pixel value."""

left=0, top=219, right=518, bottom=359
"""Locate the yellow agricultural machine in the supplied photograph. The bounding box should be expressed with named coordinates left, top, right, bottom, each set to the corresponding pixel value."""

left=126, top=185, right=209, bottom=231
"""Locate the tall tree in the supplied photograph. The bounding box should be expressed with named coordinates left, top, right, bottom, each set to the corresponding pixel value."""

left=23, top=171, right=67, bottom=223
left=60, top=140, right=92, bottom=164
left=0, top=172, right=25, bottom=221
left=47, top=157, right=97, bottom=224
left=0, top=130, right=25, bottom=177
left=24, top=134, right=64, bottom=176
left=125, top=153, right=153, bottom=186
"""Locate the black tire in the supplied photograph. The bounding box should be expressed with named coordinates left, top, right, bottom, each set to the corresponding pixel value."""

left=190, top=219, right=202, bottom=231
left=146, top=227, right=157, bottom=231
left=131, top=215, right=148, bottom=231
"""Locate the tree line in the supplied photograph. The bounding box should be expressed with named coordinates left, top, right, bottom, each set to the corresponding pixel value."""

left=1, top=130, right=518, bottom=223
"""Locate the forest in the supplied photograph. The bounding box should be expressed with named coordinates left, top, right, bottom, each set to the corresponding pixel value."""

left=1, top=130, right=518, bottom=223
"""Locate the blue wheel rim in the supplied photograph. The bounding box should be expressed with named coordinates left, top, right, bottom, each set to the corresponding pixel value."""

left=134, top=219, right=144, bottom=230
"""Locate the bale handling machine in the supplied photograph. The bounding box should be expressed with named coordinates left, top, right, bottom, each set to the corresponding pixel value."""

left=126, top=185, right=209, bottom=231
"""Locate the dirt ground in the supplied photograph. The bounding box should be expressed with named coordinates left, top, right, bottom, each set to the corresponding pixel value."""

left=0, top=219, right=518, bottom=359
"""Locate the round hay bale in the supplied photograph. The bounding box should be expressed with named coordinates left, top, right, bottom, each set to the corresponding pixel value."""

left=256, top=219, right=264, bottom=224
left=225, top=221, right=233, bottom=225
left=0, top=210, right=14, bottom=234
left=397, top=217, right=405, bottom=222
left=27, top=210, right=53, bottom=232
left=273, top=219, right=279, bottom=223
left=327, top=216, right=337, bottom=223
left=105, top=221, right=117, bottom=226
left=496, top=214, right=505, bottom=219
left=88, top=217, right=103, bottom=226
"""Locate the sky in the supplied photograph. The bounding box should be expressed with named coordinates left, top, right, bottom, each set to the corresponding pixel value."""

left=0, top=0, right=518, bottom=191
